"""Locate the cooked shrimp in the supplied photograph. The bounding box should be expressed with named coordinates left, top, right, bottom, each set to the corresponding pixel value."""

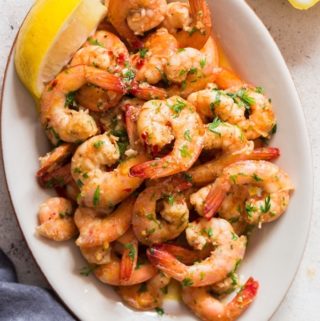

left=40, top=65, right=125, bottom=144
left=83, top=31, right=130, bottom=71
left=80, top=246, right=112, bottom=265
left=131, top=28, right=178, bottom=85
left=165, top=48, right=207, bottom=84
left=132, top=178, right=191, bottom=245
left=123, top=98, right=144, bottom=149
left=203, top=120, right=253, bottom=155
left=130, top=96, right=204, bottom=179
left=187, top=147, right=280, bottom=187
left=147, top=218, right=247, bottom=287
left=204, top=160, right=294, bottom=220
left=95, top=252, right=157, bottom=286
left=117, top=272, right=170, bottom=310
left=117, top=229, right=139, bottom=282
left=71, top=133, right=146, bottom=209
left=108, top=0, right=167, bottom=48
left=166, top=36, right=219, bottom=97
left=37, top=197, right=77, bottom=241
left=74, top=196, right=135, bottom=248
left=163, top=0, right=212, bottom=50
left=218, top=185, right=250, bottom=236
left=70, top=46, right=111, bottom=70
left=71, top=31, right=130, bottom=111
left=37, top=143, right=75, bottom=188
left=188, top=86, right=277, bottom=140
left=182, top=277, right=259, bottom=321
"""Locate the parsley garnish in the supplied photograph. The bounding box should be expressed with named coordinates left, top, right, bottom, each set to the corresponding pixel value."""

left=182, top=172, right=193, bottom=183
left=184, top=129, right=192, bottom=142
left=179, top=144, right=191, bottom=158
left=252, top=173, right=263, bottom=182
left=65, top=91, right=76, bottom=107
left=87, top=37, right=104, bottom=47
left=155, top=307, right=164, bottom=316
left=200, top=57, right=206, bottom=68
left=124, top=243, right=136, bottom=261
left=93, top=140, right=104, bottom=149
left=260, top=195, right=271, bottom=213
left=271, top=123, right=277, bottom=135
left=208, top=117, right=222, bottom=135
left=80, top=265, right=96, bottom=276
left=139, top=48, right=149, bottom=58
left=93, top=186, right=100, bottom=207
left=255, top=86, right=264, bottom=94
left=245, top=203, right=257, bottom=218
left=167, top=194, right=175, bottom=206
left=182, top=278, right=193, bottom=287
left=169, top=99, right=186, bottom=115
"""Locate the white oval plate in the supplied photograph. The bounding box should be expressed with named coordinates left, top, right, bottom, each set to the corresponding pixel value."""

left=1, top=1, right=313, bottom=320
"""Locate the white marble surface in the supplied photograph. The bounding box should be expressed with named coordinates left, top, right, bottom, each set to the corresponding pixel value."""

left=0, top=0, right=319, bottom=319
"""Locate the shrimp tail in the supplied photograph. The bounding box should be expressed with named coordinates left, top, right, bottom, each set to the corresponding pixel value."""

left=250, top=147, right=280, bottom=160
left=227, top=277, right=259, bottom=319
left=129, top=83, right=167, bottom=100
left=89, top=68, right=126, bottom=93
left=212, top=67, right=244, bottom=89
left=159, top=244, right=199, bottom=265
left=147, top=245, right=186, bottom=278
left=204, top=179, right=230, bottom=218
left=120, top=241, right=138, bottom=282
left=130, top=158, right=171, bottom=179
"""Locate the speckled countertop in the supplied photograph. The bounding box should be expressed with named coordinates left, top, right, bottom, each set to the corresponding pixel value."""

left=0, top=0, right=319, bottom=319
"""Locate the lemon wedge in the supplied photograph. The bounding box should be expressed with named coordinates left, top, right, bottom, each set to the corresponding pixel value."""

left=288, top=0, right=320, bottom=9
left=15, top=0, right=107, bottom=99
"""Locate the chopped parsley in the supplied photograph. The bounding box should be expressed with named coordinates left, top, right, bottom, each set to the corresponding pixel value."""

left=208, top=117, right=222, bottom=135
left=229, top=174, right=238, bottom=184
left=87, top=37, right=104, bottom=47
left=182, top=278, right=193, bottom=287
left=181, top=80, right=187, bottom=91
left=139, top=48, right=149, bottom=58
left=59, top=211, right=71, bottom=219
left=169, top=99, right=186, bottom=115
left=93, top=186, right=100, bottom=207
left=260, top=195, right=271, bottom=213
left=155, top=307, right=165, bottom=316
left=184, top=129, right=192, bottom=142
left=167, top=194, right=175, bottom=206
left=202, top=227, right=213, bottom=237
left=65, top=91, right=76, bottom=107
left=179, top=144, right=191, bottom=158
left=231, top=232, right=238, bottom=241
left=123, top=68, right=135, bottom=83
left=80, top=265, right=96, bottom=276
left=93, top=140, right=104, bottom=149
left=252, top=173, right=263, bottom=182
left=189, top=67, right=198, bottom=75
left=124, top=243, right=136, bottom=261
left=255, top=86, right=264, bottom=94
left=270, top=123, right=277, bottom=135
left=182, top=172, right=193, bottom=183
left=76, top=179, right=84, bottom=188
left=245, top=203, right=257, bottom=218
left=200, top=57, right=206, bottom=68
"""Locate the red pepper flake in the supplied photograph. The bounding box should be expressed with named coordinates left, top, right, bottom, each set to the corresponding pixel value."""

left=123, top=188, right=132, bottom=193
left=136, top=58, right=145, bottom=70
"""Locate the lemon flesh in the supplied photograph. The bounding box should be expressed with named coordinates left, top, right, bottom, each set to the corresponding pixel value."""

left=288, top=0, right=320, bottom=9
left=15, top=0, right=107, bottom=99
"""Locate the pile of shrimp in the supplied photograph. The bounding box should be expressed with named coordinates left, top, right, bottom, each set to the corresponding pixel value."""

left=35, top=1, right=294, bottom=320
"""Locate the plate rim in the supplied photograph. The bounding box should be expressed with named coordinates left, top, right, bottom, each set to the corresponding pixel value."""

left=0, top=1, right=314, bottom=320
